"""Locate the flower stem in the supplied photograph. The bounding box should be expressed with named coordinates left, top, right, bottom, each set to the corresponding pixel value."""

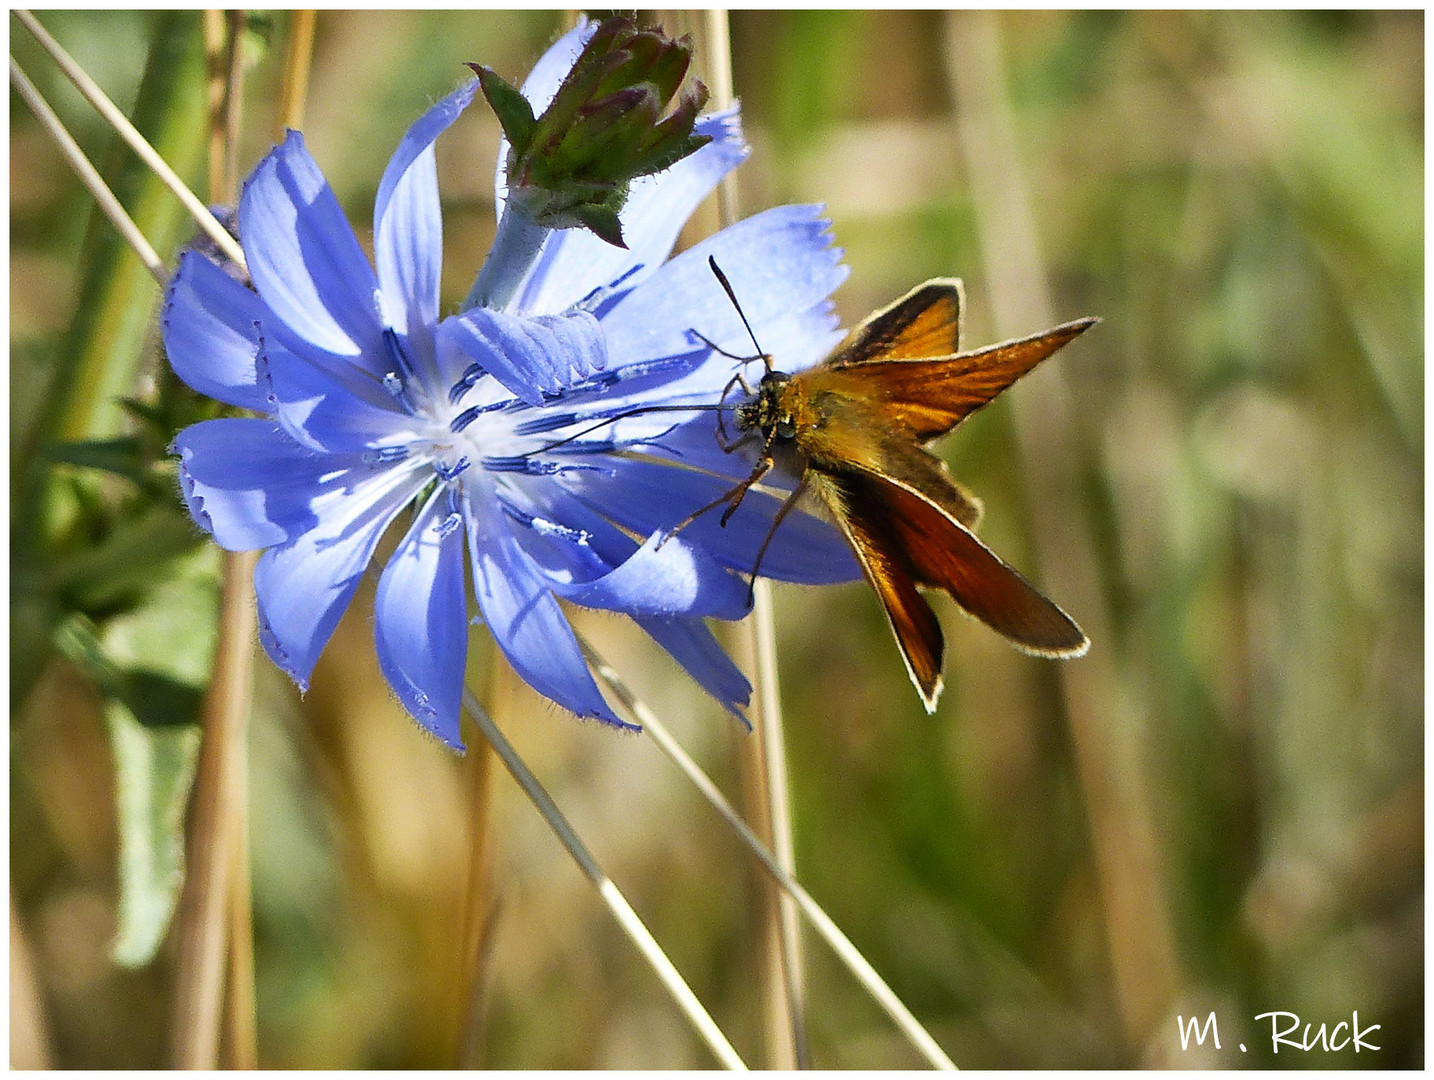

left=462, top=203, right=548, bottom=313
left=462, top=688, right=748, bottom=1070
left=576, top=635, right=958, bottom=1071
left=8, top=59, right=167, bottom=285
left=15, top=8, right=248, bottom=276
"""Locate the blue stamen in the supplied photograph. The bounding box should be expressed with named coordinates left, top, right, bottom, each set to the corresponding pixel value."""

left=481, top=455, right=602, bottom=476
left=435, top=456, right=471, bottom=482
left=383, top=327, right=417, bottom=381
left=450, top=399, right=511, bottom=433
left=434, top=511, right=463, bottom=539
left=448, top=362, right=488, bottom=405
left=501, top=504, right=592, bottom=546
left=573, top=262, right=645, bottom=315
left=362, top=446, right=410, bottom=465
left=514, top=411, right=577, bottom=436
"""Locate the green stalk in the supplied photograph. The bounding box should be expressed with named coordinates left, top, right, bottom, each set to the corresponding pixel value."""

left=11, top=10, right=207, bottom=711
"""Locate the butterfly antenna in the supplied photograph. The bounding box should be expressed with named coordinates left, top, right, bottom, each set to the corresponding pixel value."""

left=707, top=256, right=773, bottom=373
left=523, top=403, right=725, bottom=457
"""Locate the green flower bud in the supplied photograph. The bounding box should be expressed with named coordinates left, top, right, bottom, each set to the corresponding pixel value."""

left=472, top=16, right=712, bottom=248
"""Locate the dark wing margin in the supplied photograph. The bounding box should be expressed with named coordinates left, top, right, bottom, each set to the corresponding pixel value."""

left=832, top=456, right=1089, bottom=663
left=836, top=316, right=1100, bottom=442
left=814, top=471, right=946, bottom=712
left=829, top=279, right=965, bottom=367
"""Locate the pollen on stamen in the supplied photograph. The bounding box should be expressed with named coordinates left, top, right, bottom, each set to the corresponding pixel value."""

left=362, top=446, right=410, bottom=466
left=383, top=371, right=404, bottom=396
left=435, top=457, right=471, bottom=482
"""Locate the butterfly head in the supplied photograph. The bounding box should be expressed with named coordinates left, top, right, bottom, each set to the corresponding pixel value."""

left=736, top=370, right=798, bottom=440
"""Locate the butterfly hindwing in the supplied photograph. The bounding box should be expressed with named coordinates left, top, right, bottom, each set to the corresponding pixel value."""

left=813, top=469, right=946, bottom=712
left=823, top=440, right=1088, bottom=665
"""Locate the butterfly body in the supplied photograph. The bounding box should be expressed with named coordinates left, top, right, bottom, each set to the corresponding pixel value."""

left=707, top=271, right=1095, bottom=712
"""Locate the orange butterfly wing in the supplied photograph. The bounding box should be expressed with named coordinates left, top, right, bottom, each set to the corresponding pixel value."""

left=810, top=428, right=1088, bottom=710
left=819, top=317, right=1099, bottom=442
left=829, top=278, right=966, bottom=364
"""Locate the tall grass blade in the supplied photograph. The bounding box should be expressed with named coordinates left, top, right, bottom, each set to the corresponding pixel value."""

left=15, top=8, right=248, bottom=275
left=577, top=636, right=958, bottom=1070
left=463, top=688, right=748, bottom=1070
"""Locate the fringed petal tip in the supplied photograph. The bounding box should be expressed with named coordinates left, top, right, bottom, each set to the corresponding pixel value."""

left=258, top=613, right=310, bottom=695
left=388, top=680, right=467, bottom=751
left=585, top=703, right=641, bottom=733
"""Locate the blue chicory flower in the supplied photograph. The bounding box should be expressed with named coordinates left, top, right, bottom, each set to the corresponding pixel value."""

left=164, top=20, right=857, bottom=747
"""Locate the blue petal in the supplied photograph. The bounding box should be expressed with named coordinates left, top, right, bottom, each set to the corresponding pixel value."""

left=465, top=485, right=629, bottom=727
left=253, top=461, right=427, bottom=689
left=240, top=130, right=384, bottom=361
left=172, top=418, right=337, bottom=550
left=508, top=108, right=750, bottom=316
left=567, top=455, right=861, bottom=585
left=162, top=251, right=268, bottom=410
left=375, top=488, right=469, bottom=749
left=634, top=614, right=752, bottom=721
left=499, top=482, right=753, bottom=715
left=374, top=79, right=478, bottom=380
left=600, top=204, right=848, bottom=378
left=546, top=530, right=752, bottom=619
left=258, top=335, right=414, bottom=454
left=494, top=478, right=748, bottom=620
left=439, top=307, right=606, bottom=406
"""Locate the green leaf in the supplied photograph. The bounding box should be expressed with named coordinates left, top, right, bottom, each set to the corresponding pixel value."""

left=12, top=11, right=210, bottom=711
left=53, top=505, right=205, bottom=612
left=473, top=64, right=537, bottom=158
left=43, top=436, right=146, bottom=480
left=106, top=698, right=201, bottom=968
left=117, top=669, right=206, bottom=729
left=573, top=201, right=627, bottom=249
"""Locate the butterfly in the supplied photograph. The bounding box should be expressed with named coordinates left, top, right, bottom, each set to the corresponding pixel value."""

left=679, top=259, right=1096, bottom=712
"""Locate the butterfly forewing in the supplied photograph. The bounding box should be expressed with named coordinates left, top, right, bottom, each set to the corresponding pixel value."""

left=813, top=470, right=945, bottom=712
left=829, top=316, right=1100, bottom=442
left=830, top=279, right=965, bottom=365
left=792, top=384, right=984, bottom=529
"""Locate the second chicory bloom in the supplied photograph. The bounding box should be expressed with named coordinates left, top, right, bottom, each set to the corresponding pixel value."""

left=165, top=21, right=856, bottom=747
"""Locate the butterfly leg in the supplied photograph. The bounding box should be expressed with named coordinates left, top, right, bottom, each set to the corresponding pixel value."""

left=657, top=452, right=774, bottom=549
left=714, top=370, right=752, bottom=448
left=743, top=470, right=811, bottom=604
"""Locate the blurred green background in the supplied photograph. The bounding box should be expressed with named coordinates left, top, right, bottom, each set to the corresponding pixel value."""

left=10, top=9, right=1422, bottom=1068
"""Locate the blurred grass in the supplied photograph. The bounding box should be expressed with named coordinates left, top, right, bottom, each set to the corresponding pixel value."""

left=9, top=9, right=1422, bottom=1068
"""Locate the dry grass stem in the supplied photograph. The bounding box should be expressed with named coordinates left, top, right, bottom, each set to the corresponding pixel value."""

left=8, top=58, right=167, bottom=285
left=463, top=689, right=748, bottom=1070
left=276, top=12, right=316, bottom=134
left=577, top=636, right=958, bottom=1070
left=697, top=8, right=808, bottom=1066
left=14, top=8, right=248, bottom=275
left=169, top=550, right=258, bottom=1068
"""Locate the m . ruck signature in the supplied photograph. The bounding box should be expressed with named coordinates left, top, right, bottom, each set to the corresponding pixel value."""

left=1178, top=1010, right=1381, bottom=1055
